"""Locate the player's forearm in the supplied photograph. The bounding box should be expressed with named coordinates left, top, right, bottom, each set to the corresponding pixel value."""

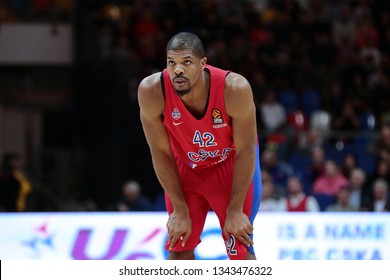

left=151, top=149, right=189, bottom=213
left=227, top=146, right=256, bottom=214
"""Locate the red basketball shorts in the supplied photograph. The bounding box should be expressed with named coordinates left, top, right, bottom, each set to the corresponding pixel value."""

left=165, top=146, right=262, bottom=260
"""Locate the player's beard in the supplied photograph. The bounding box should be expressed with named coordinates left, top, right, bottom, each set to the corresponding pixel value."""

left=173, top=75, right=191, bottom=97
left=175, top=88, right=191, bottom=97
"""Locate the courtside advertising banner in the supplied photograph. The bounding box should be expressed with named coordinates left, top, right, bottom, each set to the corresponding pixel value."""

left=0, top=212, right=388, bottom=260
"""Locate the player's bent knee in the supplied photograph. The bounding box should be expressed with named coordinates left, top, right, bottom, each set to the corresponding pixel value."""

left=168, top=250, right=195, bottom=260
left=246, top=251, right=256, bottom=260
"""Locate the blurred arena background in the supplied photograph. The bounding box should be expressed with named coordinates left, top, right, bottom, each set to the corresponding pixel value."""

left=0, top=0, right=389, bottom=260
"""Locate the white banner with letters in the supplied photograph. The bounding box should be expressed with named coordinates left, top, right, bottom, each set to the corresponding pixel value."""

left=0, top=212, right=388, bottom=260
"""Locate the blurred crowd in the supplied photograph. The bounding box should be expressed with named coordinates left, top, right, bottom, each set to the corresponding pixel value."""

left=1, top=0, right=390, bottom=212
left=0, top=0, right=73, bottom=22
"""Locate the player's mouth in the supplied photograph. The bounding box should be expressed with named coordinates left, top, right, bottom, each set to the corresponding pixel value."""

left=173, top=77, right=189, bottom=87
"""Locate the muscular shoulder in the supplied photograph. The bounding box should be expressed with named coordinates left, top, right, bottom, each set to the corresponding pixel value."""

left=138, top=72, right=163, bottom=98
left=225, top=72, right=251, bottom=91
left=138, top=72, right=164, bottom=117
left=224, top=72, right=254, bottom=117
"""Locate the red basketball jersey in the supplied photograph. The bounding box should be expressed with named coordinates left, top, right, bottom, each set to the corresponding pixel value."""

left=162, top=65, right=235, bottom=170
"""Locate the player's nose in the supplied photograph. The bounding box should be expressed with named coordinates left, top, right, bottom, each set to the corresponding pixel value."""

left=174, top=65, right=184, bottom=75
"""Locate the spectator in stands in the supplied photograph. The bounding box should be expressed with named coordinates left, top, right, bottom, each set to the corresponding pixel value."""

left=332, top=6, right=356, bottom=52
left=279, top=175, right=320, bottom=212
left=306, top=145, right=326, bottom=183
left=313, top=160, right=349, bottom=196
left=0, top=152, right=31, bottom=212
left=364, top=159, right=390, bottom=202
left=326, top=187, right=357, bottom=212
left=261, top=148, right=293, bottom=197
left=340, top=152, right=359, bottom=179
left=355, top=15, right=379, bottom=51
left=259, top=181, right=279, bottom=212
left=368, top=66, right=389, bottom=109
left=347, top=72, right=370, bottom=106
left=324, top=80, right=344, bottom=118
left=332, top=99, right=361, bottom=132
left=361, top=179, right=390, bottom=212
left=116, top=180, right=151, bottom=211
left=261, top=170, right=272, bottom=185
left=331, top=99, right=361, bottom=145
left=348, top=168, right=367, bottom=210
left=359, top=36, right=382, bottom=72
left=369, top=121, right=390, bottom=166
left=259, top=88, right=287, bottom=133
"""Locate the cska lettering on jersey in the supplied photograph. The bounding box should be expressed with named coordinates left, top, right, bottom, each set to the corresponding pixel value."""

left=188, top=147, right=234, bottom=164
left=187, top=130, right=234, bottom=168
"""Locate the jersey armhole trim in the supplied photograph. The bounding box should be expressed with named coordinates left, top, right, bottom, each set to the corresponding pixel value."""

left=160, top=71, right=166, bottom=100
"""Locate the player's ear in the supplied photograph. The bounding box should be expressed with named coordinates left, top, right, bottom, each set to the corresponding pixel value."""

left=201, top=57, right=207, bottom=67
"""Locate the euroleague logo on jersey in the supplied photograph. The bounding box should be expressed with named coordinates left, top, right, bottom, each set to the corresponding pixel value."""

left=212, top=108, right=227, bottom=128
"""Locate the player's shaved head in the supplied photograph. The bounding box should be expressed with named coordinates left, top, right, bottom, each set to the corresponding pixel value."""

left=166, top=32, right=205, bottom=58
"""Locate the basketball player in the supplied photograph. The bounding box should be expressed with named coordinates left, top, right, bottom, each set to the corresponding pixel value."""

left=138, top=32, right=262, bottom=260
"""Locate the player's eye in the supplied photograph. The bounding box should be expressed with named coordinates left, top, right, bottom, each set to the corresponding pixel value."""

left=184, top=60, right=191, bottom=65
left=168, top=60, right=175, bottom=66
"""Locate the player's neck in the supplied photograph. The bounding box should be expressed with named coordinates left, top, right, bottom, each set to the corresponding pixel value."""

left=180, top=71, right=210, bottom=118
left=181, top=70, right=208, bottom=100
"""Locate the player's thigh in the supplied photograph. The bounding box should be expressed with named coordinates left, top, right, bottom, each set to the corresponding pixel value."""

left=207, top=180, right=258, bottom=227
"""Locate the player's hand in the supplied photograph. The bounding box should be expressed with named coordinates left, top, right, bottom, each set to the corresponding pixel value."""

left=166, top=211, right=192, bottom=250
left=223, top=211, right=253, bottom=247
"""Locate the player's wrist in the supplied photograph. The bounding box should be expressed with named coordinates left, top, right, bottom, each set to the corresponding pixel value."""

left=226, top=206, right=244, bottom=216
left=173, top=204, right=190, bottom=216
